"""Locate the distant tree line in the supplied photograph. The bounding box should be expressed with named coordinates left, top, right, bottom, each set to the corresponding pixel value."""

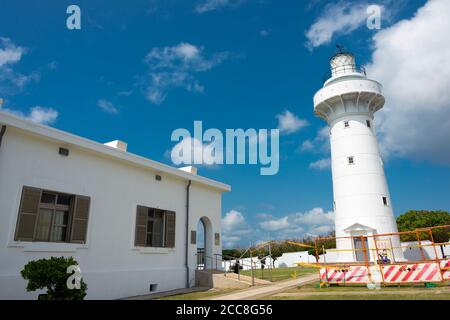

left=396, top=210, right=450, bottom=243
left=222, top=231, right=336, bottom=261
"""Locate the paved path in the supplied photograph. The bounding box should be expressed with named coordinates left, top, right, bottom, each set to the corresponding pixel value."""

left=209, top=274, right=318, bottom=300
left=122, top=287, right=210, bottom=300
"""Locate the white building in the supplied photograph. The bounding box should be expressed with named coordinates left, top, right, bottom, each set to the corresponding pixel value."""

left=275, top=251, right=315, bottom=268
left=0, top=111, right=230, bottom=299
left=313, top=49, right=403, bottom=262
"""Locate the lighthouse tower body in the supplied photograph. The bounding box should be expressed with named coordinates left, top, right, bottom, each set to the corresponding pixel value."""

left=314, top=52, right=403, bottom=262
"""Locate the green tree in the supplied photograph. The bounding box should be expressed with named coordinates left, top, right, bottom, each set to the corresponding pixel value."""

left=21, top=256, right=87, bottom=300
left=396, top=210, right=450, bottom=243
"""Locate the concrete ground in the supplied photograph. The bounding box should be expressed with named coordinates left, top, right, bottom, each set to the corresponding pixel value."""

left=208, top=274, right=318, bottom=300
left=121, top=286, right=211, bottom=300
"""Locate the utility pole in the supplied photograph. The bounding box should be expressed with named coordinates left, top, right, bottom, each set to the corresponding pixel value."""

left=268, top=234, right=273, bottom=282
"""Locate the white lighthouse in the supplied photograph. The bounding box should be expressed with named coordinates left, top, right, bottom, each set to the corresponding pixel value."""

left=313, top=48, right=404, bottom=263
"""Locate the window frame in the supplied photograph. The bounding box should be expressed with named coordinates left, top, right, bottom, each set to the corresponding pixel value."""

left=34, top=192, right=73, bottom=243
left=137, top=206, right=174, bottom=248
left=15, top=186, right=90, bottom=244
left=347, top=156, right=355, bottom=165
left=344, top=121, right=350, bottom=128
left=145, top=208, right=166, bottom=248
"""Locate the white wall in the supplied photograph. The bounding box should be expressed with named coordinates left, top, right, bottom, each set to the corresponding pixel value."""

left=329, top=114, right=403, bottom=262
left=0, top=127, right=224, bottom=299
left=401, top=241, right=450, bottom=261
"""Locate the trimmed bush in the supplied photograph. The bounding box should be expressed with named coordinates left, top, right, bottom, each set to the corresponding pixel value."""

left=21, top=256, right=87, bottom=300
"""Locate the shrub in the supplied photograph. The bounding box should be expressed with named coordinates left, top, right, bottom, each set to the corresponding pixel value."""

left=21, top=256, right=87, bottom=300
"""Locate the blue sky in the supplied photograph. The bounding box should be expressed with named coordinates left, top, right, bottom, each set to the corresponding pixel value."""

left=1, top=0, right=450, bottom=248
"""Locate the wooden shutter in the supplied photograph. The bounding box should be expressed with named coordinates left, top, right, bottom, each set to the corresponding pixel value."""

left=135, top=206, right=147, bottom=247
left=15, top=186, right=41, bottom=241
left=165, top=211, right=176, bottom=248
left=70, top=196, right=90, bottom=244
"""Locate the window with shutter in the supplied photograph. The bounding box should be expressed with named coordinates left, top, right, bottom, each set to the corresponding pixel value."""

left=15, top=187, right=41, bottom=241
left=15, top=186, right=90, bottom=244
left=135, top=205, right=176, bottom=248
left=70, top=196, right=91, bottom=243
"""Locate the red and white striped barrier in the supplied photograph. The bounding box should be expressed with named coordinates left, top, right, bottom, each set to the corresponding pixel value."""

left=441, top=259, right=450, bottom=280
left=382, top=262, right=442, bottom=283
left=320, top=266, right=369, bottom=283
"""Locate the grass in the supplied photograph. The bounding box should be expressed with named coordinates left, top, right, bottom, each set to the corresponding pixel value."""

left=260, top=281, right=450, bottom=300
left=239, top=266, right=317, bottom=282
left=156, top=288, right=239, bottom=300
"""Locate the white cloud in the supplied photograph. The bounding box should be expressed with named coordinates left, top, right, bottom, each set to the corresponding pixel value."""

left=300, top=126, right=329, bottom=153
left=300, top=140, right=314, bottom=152
left=304, top=0, right=408, bottom=49
left=259, top=207, right=335, bottom=239
left=299, top=126, right=331, bottom=170
left=256, top=213, right=273, bottom=220
left=293, top=207, right=335, bottom=225
left=0, top=37, right=40, bottom=95
left=305, top=1, right=370, bottom=49
left=309, top=158, right=331, bottom=170
left=195, top=0, right=245, bottom=14
left=259, top=29, right=271, bottom=37
left=0, top=37, right=39, bottom=95
left=47, top=61, right=57, bottom=70
left=97, top=99, right=119, bottom=114
left=259, top=216, right=289, bottom=232
left=28, top=106, right=58, bottom=125
left=1, top=104, right=58, bottom=125
left=276, top=110, right=308, bottom=135
left=143, top=42, right=231, bottom=104
left=366, top=0, right=450, bottom=164
left=0, top=37, right=24, bottom=67
left=222, top=210, right=253, bottom=247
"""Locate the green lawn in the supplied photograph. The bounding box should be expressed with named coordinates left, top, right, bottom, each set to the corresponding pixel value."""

left=240, top=266, right=317, bottom=282
left=261, top=281, right=450, bottom=300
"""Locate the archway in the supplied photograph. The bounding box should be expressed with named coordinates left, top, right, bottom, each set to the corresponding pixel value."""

left=196, top=216, right=213, bottom=269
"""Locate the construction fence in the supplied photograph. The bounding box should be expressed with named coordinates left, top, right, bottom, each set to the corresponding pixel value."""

left=313, top=225, right=450, bottom=285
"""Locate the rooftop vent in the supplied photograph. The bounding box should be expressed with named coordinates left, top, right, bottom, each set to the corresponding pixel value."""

left=104, top=140, right=127, bottom=152
left=179, top=166, right=197, bottom=175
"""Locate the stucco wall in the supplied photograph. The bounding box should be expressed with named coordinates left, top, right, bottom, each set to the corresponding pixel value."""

left=0, top=127, right=224, bottom=299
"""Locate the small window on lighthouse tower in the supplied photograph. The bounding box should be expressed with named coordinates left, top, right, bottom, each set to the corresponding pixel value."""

left=344, top=121, right=350, bottom=128
left=382, top=197, right=388, bottom=206
left=347, top=156, right=354, bottom=165
left=366, top=120, right=371, bottom=128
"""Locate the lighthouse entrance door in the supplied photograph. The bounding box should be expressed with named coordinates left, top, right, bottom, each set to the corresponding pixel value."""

left=353, top=237, right=369, bottom=262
